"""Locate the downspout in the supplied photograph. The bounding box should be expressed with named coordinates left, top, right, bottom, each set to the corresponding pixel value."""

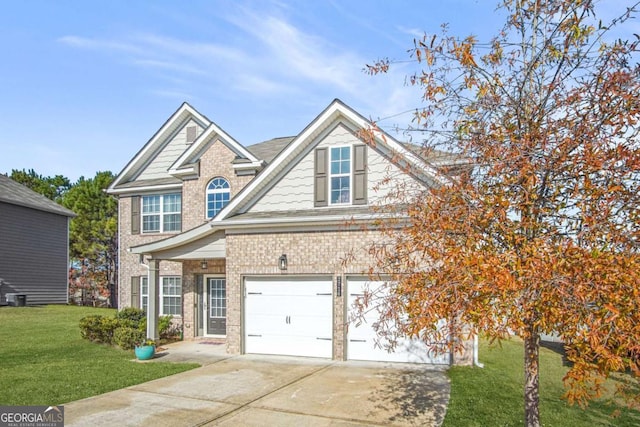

left=474, top=334, right=484, bottom=368
left=139, top=254, right=150, bottom=299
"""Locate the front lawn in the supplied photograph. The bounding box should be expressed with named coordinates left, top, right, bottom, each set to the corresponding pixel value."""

left=0, top=305, right=198, bottom=405
left=444, top=338, right=640, bottom=426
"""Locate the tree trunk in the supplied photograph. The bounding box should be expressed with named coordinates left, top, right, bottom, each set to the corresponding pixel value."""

left=524, top=331, right=540, bottom=427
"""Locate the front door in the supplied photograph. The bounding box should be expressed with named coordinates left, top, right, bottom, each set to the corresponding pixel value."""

left=206, top=277, right=226, bottom=335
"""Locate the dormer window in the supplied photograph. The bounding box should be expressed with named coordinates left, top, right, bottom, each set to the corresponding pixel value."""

left=206, top=177, right=230, bottom=218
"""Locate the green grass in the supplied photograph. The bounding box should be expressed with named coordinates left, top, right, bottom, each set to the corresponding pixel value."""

left=0, top=305, right=198, bottom=405
left=443, top=338, right=640, bottom=426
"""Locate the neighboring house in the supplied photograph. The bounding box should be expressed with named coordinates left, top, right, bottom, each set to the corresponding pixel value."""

left=107, top=99, right=473, bottom=365
left=0, top=175, right=75, bottom=305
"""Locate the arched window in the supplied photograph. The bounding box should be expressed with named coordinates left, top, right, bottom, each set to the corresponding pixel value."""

left=206, top=177, right=230, bottom=218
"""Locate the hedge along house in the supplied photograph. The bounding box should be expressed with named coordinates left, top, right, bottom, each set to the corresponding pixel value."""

left=107, top=99, right=474, bottom=365
left=0, top=174, right=76, bottom=305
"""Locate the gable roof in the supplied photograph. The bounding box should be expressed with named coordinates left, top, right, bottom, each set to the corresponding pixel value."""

left=168, top=117, right=263, bottom=178
left=0, top=175, right=75, bottom=217
left=212, top=99, right=449, bottom=222
left=108, top=102, right=211, bottom=193
left=130, top=99, right=452, bottom=255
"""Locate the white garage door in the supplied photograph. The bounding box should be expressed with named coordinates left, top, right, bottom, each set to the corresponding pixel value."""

left=347, top=279, right=449, bottom=364
left=244, top=277, right=333, bottom=358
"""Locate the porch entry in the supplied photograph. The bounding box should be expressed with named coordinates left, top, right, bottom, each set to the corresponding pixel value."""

left=205, top=276, right=226, bottom=336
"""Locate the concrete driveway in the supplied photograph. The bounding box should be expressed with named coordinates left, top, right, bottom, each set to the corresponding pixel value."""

left=65, top=347, right=450, bottom=426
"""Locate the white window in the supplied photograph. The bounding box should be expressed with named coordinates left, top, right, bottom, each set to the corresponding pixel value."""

left=142, top=194, right=181, bottom=233
left=330, top=146, right=351, bottom=204
left=140, top=276, right=148, bottom=312
left=140, top=276, right=181, bottom=316
left=162, top=277, right=182, bottom=316
left=206, top=177, right=230, bottom=219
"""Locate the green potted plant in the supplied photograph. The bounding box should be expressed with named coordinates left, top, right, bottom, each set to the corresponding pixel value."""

left=134, top=338, right=156, bottom=360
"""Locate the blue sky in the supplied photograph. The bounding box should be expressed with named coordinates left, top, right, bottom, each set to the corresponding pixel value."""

left=0, top=1, right=633, bottom=181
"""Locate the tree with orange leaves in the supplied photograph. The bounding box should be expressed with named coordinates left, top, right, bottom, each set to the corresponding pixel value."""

left=363, top=1, right=640, bottom=426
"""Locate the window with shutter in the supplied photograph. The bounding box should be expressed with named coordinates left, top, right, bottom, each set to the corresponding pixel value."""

left=314, top=148, right=328, bottom=207
left=314, top=145, right=368, bottom=206
left=353, top=144, right=367, bottom=205
left=131, top=196, right=140, bottom=235
left=131, top=276, right=140, bottom=308
left=330, top=146, right=351, bottom=205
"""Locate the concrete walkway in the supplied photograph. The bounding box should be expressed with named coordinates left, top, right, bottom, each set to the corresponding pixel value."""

left=64, top=341, right=450, bottom=426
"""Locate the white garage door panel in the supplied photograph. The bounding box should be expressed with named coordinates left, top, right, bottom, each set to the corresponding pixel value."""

left=245, top=277, right=333, bottom=358
left=347, top=279, right=449, bottom=364
left=245, top=296, right=331, bottom=337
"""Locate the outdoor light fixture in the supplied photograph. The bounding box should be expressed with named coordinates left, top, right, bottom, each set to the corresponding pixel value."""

left=201, top=259, right=208, bottom=270
left=279, top=254, right=288, bottom=270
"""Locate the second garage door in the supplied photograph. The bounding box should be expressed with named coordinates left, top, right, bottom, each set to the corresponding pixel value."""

left=244, top=277, right=333, bottom=358
left=347, top=278, right=450, bottom=364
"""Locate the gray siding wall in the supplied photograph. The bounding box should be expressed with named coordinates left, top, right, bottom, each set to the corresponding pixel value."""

left=250, top=123, right=419, bottom=212
left=137, top=119, right=204, bottom=180
left=0, top=202, right=69, bottom=305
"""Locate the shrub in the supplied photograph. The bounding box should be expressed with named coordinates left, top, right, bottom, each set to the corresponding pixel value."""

left=79, top=315, right=119, bottom=344
left=113, top=327, right=145, bottom=350
left=138, top=317, right=147, bottom=332
left=115, top=308, right=146, bottom=326
left=79, top=315, right=103, bottom=341
left=159, top=315, right=173, bottom=339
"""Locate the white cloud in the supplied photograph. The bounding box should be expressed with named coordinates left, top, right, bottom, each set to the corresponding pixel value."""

left=57, top=35, right=143, bottom=55
left=397, top=25, right=425, bottom=39
left=57, top=4, right=425, bottom=125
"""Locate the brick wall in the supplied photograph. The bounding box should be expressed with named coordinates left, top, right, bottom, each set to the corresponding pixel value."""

left=182, top=140, right=255, bottom=227
left=226, top=228, right=473, bottom=365
left=226, top=228, right=383, bottom=360
left=117, top=139, right=253, bottom=315
left=117, top=196, right=183, bottom=309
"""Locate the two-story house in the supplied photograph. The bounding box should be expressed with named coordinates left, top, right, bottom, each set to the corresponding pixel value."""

left=107, top=99, right=473, bottom=365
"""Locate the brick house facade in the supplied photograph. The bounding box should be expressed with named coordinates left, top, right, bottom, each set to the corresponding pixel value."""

left=108, top=100, right=474, bottom=366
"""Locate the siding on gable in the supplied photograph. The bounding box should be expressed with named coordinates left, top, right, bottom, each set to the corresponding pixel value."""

left=249, top=123, right=420, bottom=212
left=137, top=119, right=205, bottom=180
left=0, top=202, right=69, bottom=305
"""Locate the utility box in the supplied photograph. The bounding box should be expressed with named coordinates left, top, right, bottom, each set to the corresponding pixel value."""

left=6, top=293, right=27, bottom=307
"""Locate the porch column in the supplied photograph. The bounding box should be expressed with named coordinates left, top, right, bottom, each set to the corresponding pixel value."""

left=146, top=259, right=160, bottom=341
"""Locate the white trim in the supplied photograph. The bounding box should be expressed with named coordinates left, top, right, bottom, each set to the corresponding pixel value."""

left=203, top=275, right=227, bottom=337
left=169, top=121, right=261, bottom=176
left=140, top=274, right=183, bottom=318
left=232, top=161, right=265, bottom=171
left=108, top=103, right=210, bottom=192
left=212, top=100, right=450, bottom=224
left=205, top=177, right=231, bottom=219
left=128, top=99, right=451, bottom=256
left=141, top=193, right=182, bottom=234
left=328, top=145, right=352, bottom=206
left=107, top=183, right=182, bottom=195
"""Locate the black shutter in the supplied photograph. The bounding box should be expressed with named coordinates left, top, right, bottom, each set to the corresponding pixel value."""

left=314, top=148, right=328, bottom=207
left=131, top=276, right=140, bottom=308
left=131, top=196, right=140, bottom=234
left=353, top=145, right=367, bottom=205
